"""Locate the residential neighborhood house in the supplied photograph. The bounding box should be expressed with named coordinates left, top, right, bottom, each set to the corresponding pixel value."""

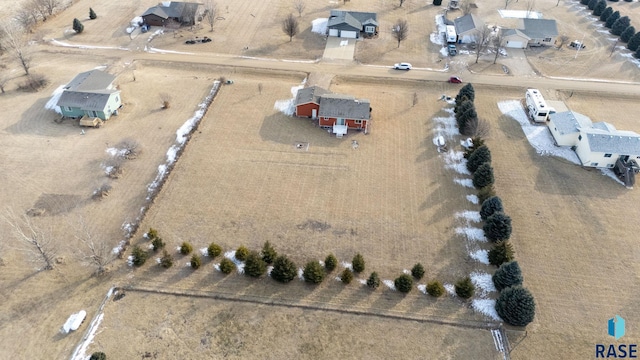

left=327, top=10, right=378, bottom=38
left=453, top=14, right=485, bottom=44
left=500, top=28, right=531, bottom=49
left=519, top=18, right=558, bottom=47
left=141, top=1, right=201, bottom=27
left=548, top=111, right=640, bottom=168
left=295, top=86, right=371, bottom=137
left=56, top=69, right=122, bottom=121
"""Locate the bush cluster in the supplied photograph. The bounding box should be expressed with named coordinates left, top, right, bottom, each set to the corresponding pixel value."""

left=180, top=242, right=193, bottom=255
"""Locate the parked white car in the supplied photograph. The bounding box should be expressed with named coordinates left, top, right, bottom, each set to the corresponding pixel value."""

left=393, top=62, right=412, bottom=70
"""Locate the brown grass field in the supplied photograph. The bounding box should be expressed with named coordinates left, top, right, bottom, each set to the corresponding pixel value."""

left=1, top=0, right=640, bottom=358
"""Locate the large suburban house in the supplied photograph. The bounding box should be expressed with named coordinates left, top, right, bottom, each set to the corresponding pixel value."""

left=141, top=1, right=201, bottom=27
left=295, top=86, right=371, bottom=137
left=519, top=18, right=558, bottom=47
left=549, top=111, right=640, bottom=168
left=56, top=70, right=122, bottom=121
left=327, top=10, right=378, bottom=38
left=453, top=14, right=485, bottom=44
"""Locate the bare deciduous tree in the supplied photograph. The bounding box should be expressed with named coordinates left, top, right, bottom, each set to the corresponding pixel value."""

left=0, top=22, right=31, bottom=75
left=4, top=209, right=58, bottom=270
left=474, top=26, right=492, bottom=64
left=282, top=13, right=299, bottom=42
left=258, top=83, right=263, bottom=94
left=15, top=8, right=36, bottom=32
left=557, top=35, right=569, bottom=50
left=474, top=118, right=491, bottom=138
left=392, top=19, right=409, bottom=48
left=294, top=0, right=306, bottom=17
left=493, top=28, right=505, bottom=64
left=37, top=0, right=59, bottom=16
left=73, top=217, right=115, bottom=275
left=399, top=0, right=406, bottom=6
left=29, top=0, right=49, bottom=21
left=460, top=0, right=472, bottom=15
left=525, top=0, right=536, bottom=18
left=204, top=0, right=218, bottom=32
left=504, top=0, right=515, bottom=9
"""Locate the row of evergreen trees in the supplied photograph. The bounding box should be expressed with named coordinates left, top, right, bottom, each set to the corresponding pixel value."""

left=580, top=0, right=640, bottom=57
left=454, top=85, right=536, bottom=327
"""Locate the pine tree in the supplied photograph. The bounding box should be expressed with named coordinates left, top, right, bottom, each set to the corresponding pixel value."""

left=592, top=0, right=606, bottom=16
left=160, top=250, right=173, bottom=268
left=271, top=255, right=297, bottom=283
left=367, top=272, right=381, bottom=289
left=207, top=242, right=222, bottom=258
left=190, top=254, right=202, bottom=269
left=628, top=32, right=640, bottom=52
left=411, top=263, right=425, bottom=280
left=492, top=261, right=524, bottom=291
left=455, top=276, right=475, bottom=299
left=235, top=245, right=249, bottom=261
left=635, top=47, right=640, bottom=59
left=303, top=261, right=326, bottom=284
left=600, top=7, right=613, bottom=22
left=352, top=253, right=365, bottom=273
left=433, top=0, right=443, bottom=5
left=219, top=258, right=236, bottom=274
left=244, top=251, right=267, bottom=277
left=495, top=286, right=536, bottom=326
left=340, top=268, right=354, bottom=284
left=455, top=84, right=475, bottom=113
left=580, top=0, right=589, bottom=5
left=180, top=242, right=193, bottom=255
left=611, top=16, right=631, bottom=36
left=131, top=245, right=147, bottom=266
left=261, top=241, right=277, bottom=264
left=483, top=212, right=512, bottom=242
left=605, top=11, right=620, bottom=29
left=455, top=100, right=475, bottom=128
left=466, top=145, right=491, bottom=173
left=73, top=18, right=84, bottom=33
left=89, top=353, right=106, bottom=360
left=394, top=274, right=414, bottom=293
left=480, top=196, right=503, bottom=220
left=488, top=241, right=515, bottom=266
left=151, top=236, right=165, bottom=251
left=587, top=0, right=597, bottom=11
left=478, top=185, right=496, bottom=204
left=473, top=162, right=495, bottom=189
left=460, top=108, right=478, bottom=136
left=324, top=253, right=338, bottom=272
left=463, top=137, right=486, bottom=159
left=620, top=26, right=635, bottom=43
left=426, top=280, right=445, bottom=297
left=89, top=8, right=97, bottom=20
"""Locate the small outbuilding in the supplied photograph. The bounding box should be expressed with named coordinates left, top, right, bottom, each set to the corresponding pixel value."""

left=56, top=70, right=121, bottom=121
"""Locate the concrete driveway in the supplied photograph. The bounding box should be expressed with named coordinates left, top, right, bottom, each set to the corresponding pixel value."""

left=322, top=37, right=356, bottom=61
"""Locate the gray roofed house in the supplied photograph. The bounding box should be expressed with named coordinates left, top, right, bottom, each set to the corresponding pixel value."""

left=453, top=14, right=485, bottom=43
left=520, top=19, right=558, bottom=47
left=501, top=28, right=531, bottom=49
left=582, top=130, right=640, bottom=155
left=327, top=10, right=378, bottom=38
left=551, top=111, right=593, bottom=135
left=141, top=1, right=201, bottom=27
left=295, top=86, right=330, bottom=107
left=56, top=70, right=122, bottom=121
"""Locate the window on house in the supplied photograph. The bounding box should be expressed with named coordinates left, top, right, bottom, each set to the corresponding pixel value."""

left=88, top=110, right=98, bottom=117
left=604, top=154, right=612, bottom=158
left=608, top=164, right=614, bottom=168
left=544, top=37, right=552, bottom=42
left=578, top=135, right=582, bottom=141
left=65, top=106, right=73, bottom=111
left=115, top=96, right=119, bottom=102
left=592, top=163, right=598, bottom=167
left=355, top=120, right=362, bottom=124
left=365, top=26, right=374, bottom=33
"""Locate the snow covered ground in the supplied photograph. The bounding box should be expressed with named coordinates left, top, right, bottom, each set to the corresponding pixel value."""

left=44, top=85, right=65, bottom=114
left=311, top=18, right=328, bottom=35
left=497, top=9, right=543, bottom=19
left=274, top=78, right=307, bottom=116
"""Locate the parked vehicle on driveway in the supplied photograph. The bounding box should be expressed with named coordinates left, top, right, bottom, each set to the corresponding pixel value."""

left=448, top=76, right=462, bottom=84
left=393, top=62, right=412, bottom=70
left=569, top=40, right=586, bottom=49
left=448, top=44, right=457, bottom=56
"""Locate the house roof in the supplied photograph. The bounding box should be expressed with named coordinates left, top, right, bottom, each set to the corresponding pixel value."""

left=142, top=2, right=200, bottom=20
left=520, top=19, right=558, bottom=39
left=501, top=28, right=530, bottom=40
left=454, top=14, right=484, bottom=35
left=63, top=70, right=115, bottom=92
left=57, top=70, right=119, bottom=111
left=295, top=86, right=330, bottom=106
left=550, top=111, right=592, bottom=135
left=327, top=10, right=378, bottom=29
left=318, top=94, right=371, bottom=120
left=57, top=91, right=119, bottom=111
left=583, top=129, right=640, bottom=155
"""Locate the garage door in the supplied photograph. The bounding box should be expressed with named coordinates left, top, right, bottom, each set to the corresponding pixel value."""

left=329, top=28, right=339, bottom=37
left=506, top=40, right=524, bottom=48
left=340, top=30, right=358, bottom=39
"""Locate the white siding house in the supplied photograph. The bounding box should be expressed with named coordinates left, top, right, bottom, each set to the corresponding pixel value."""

left=548, top=111, right=593, bottom=146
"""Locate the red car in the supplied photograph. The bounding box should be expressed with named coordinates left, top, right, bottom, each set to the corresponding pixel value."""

left=448, top=76, right=462, bottom=84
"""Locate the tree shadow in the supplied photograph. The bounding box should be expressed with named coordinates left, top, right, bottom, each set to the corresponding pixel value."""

left=6, top=96, right=79, bottom=137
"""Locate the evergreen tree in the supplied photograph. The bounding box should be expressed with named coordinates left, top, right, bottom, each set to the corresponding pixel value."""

left=587, top=0, right=597, bottom=11
left=160, top=250, right=173, bottom=268
left=480, top=196, right=503, bottom=221
left=455, top=100, right=475, bottom=128
left=466, top=145, right=491, bottom=173
left=89, top=8, right=97, bottom=20
left=593, top=0, right=606, bottom=16
left=147, top=228, right=159, bottom=240
left=580, top=0, right=589, bottom=5
left=620, top=26, right=635, bottom=43
left=151, top=236, right=165, bottom=251
left=131, top=245, right=147, bottom=266
left=463, top=137, right=486, bottom=159
left=478, top=185, right=496, bottom=204
left=207, top=242, right=222, bottom=258
left=495, top=286, right=536, bottom=327
left=433, top=0, right=443, bottom=5
left=219, top=258, right=236, bottom=274
left=261, top=241, right=277, bottom=264
left=179, top=241, right=193, bottom=255
left=627, top=32, right=640, bottom=51
left=483, top=212, right=512, bottom=242
left=635, top=47, right=640, bottom=59
left=426, top=280, right=445, bottom=297
left=367, top=272, right=381, bottom=289
left=605, top=11, right=620, bottom=29
left=340, top=268, right=354, bottom=284
left=492, top=261, right=524, bottom=291
left=190, top=254, right=202, bottom=269
left=411, top=263, right=425, bottom=280
left=271, top=255, right=297, bottom=283
left=460, top=108, right=479, bottom=136
left=352, top=253, right=365, bottom=273
left=488, top=241, right=515, bottom=266
left=611, top=16, right=631, bottom=36
left=324, top=253, right=338, bottom=272
left=244, top=251, right=267, bottom=277
left=90, top=353, right=106, bottom=360
left=600, top=6, right=613, bottom=22
left=473, top=162, right=495, bottom=189
left=73, top=18, right=84, bottom=33
left=303, top=261, right=326, bottom=284
left=454, top=84, right=475, bottom=112
left=235, top=245, right=249, bottom=261
left=394, top=274, right=414, bottom=293
left=455, top=276, right=475, bottom=299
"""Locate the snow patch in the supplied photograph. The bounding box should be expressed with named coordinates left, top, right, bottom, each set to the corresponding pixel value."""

left=311, top=18, right=328, bottom=34
left=455, top=210, right=481, bottom=223
left=298, top=268, right=304, bottom=280
left=456, top=227, right=487, bottom=242
left=470, top=271, right=497, bottom=296
left=45, top=85, right=65, bottom=114
left=466, top=194, right=479, bottom=204
left=70, top=313, right=104, bottom=360
left=417, top=284, right=427, bottom=294
left=224, top=250, right=245, bottom=274
left=454, top=178, right=474, bottom=188
left=600, top=168, right=626, bottom=186
left=341, top=261, right=353, bottom=271
left=444, top=151, right=471, bottom=175
left=430, top=15, right=446, bottom=45
left=498, top=9, right=543, bottom=18
left=112, top=240, right=126, bottom=255
left=469, top=249, right=490, bottom=264
left=127, top=255, right=134, bottom=266
left=358, top=279, right=367, bottom=285
left=444, top=283, right=456, bottom=296
left=433, top=115, right=460, bottom=138
left=267, top=266, right=274, bottom=276
left=383, top=279, right=396, bottom=291
left=274, top=78, right=307, bottom=116
left=472, top=299, right=502, bottom=321
left=199, top=247, right=208, bottom=256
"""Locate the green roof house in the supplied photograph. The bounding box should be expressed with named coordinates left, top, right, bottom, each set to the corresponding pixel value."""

left=56, top=70, right=122, bottom=121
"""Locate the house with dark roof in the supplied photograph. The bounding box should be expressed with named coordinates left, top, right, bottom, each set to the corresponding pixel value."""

left=519, top=18, right=558, bottom=47
left=294, top=86, right=371, bottom=137
left=327, top=10, right=378, bottom=38
left=141, top=1, right=201, bottom=27
left=548, top=111, right=640, bottom=168
left=453, top=14, right=484, bottom=43
left=56, top=70, right=122, bottom=121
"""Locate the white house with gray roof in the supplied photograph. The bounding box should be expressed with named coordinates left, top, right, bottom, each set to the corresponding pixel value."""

left=519, top=18, right=558, bottom=47
left=327, top=10, right=378, bottom=38
left=453, top=14, right=485, bottom=43
left=56, top=70, right=122, bottom=121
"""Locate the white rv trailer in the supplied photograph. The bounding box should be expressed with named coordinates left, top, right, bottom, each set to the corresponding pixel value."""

left=446, top=25, right=457, bottom=43
left=525, top=88, right=555, bottom=122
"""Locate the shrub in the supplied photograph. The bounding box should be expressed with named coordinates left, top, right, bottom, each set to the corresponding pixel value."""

left=151, top=237, right=165, bottom=251
left=600, top=6, right=613, bottom=22
left=17, top=74, right=49, bottom=92
left=478, top=185, right=496, bottom=204
left=89, top=8, right=97, bottom=20
left=426, top=280, right=445, bottom=297
left=587, top=0, right=597, bottom=10
left=271, top=255, right=297, bottom=283
left=473, top=162, right=495, bottom=189
left=483, top=212, right=512, bottom=242
left=455, top=276, right=475, bottom=299
left=480, top=196, right=503, bottom=221
left=433, top=0, right=443, bottom=5
left=340, top=268, right=354, bottom=284
left=90, top=353, right=106, bottom=360
left=261, top=241, right=277, bottom=264
left=235, top=245, right=249, bottom=261
left=493, top=261, right=523, bottom=291
left=352, top=253, right=365, bottom=273
left=147, top=228, right=159, bottom=240
left=324, top=253, right=338, bottom=272
left=611, top=16, right=631, bottom=36
left=367, top=272, right=381, bottom=289
left=207, top=242, right=222, bottom=258
left=605, top=11, right=620, bottom=29
left=73, top=18, right=84, bottom=33
left=395, top=274, right=414, bottom=293
left=488, top=241, right=515, bottom=266
left=190, top=254, right=202, bottom=269
left=411, top=263, right=425, bottom=280
left=303, top=261, right=325, bottom=284
left=131, top=245, right=148, bottom=266
left=244, top=251, right=267, bottom=277
left=160, top=250, right=173, bottom=268
left=495, top=286, right=536, bottom=326
left=620, top=26, right=636, bottom=43
left=628, top=32, right=640, bottom=51
left=219, top=258, right=236, bottom=274
left=593, top=0, right=606, bottom=16
left=180, top=241, right=193, bottom=255
left=466, top=145, right=491, bottom=173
